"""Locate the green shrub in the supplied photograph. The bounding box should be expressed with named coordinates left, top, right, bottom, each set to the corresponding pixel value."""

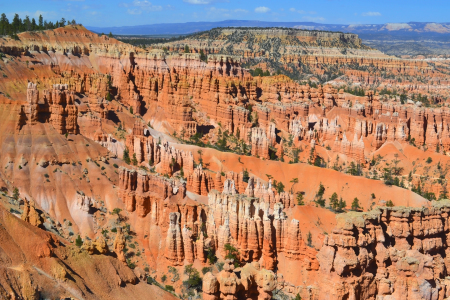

left=75, top=235, right=83, bottom=247
left=165, top=285, right=174, bottom=292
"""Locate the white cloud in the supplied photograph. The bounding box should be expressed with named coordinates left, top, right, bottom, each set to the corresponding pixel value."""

left=361, top=11, right=381, bottom=16
left=132, top=0, right=162, bottom=10
left=255, top=6, right=270, bottom=13
left=290, top=8, right=306, bottom=14
left=127, top=9, right=141, bottom=14
left=207, top=7, right=247, bottom=13
left=183, top=0, right=213, bottom=4
left=206, top=7, right=248, bottom=17
left=122, top=0, right=162, bottom=14
left=302, top=16, right=325, bottom=22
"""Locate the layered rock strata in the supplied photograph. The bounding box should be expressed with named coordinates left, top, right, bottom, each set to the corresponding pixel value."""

left=17, top=82, right=79, bottom=134
left=203, top=260, right=277, bottom=300
left=315, top=200, right=450, bottom=300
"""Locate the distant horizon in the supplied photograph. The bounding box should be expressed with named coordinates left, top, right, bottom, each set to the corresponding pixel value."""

left=82, top=19, right=450, bottom=36
left=2, top=0, right=450, bottom=28
left=86, top=19, right=450, bottom=29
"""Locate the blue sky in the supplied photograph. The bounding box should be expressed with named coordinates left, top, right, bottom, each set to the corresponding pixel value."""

left=1, top=0, right=449, bottom=27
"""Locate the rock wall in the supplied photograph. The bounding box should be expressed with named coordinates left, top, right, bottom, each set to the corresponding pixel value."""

left=315, top=201, right=450, bottom=300
left=116, top=166, right=311, bottom=273
left=6, top=28, right=450, bottom=161
left=18, top=82, right=79, bottom=134
left=203, top=260, right=277, bottom=300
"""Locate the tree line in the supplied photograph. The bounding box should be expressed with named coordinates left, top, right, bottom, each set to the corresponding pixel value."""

left=0, top=13, right=77, bottom=37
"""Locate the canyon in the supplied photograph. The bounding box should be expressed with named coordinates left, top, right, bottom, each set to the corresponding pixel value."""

left=0, top=24, right=450, bottom=300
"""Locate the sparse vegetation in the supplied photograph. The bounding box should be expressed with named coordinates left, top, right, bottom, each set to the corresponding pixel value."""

left=307, top=231, right=312, bottom=247
left=351, top=197, right=361, bottom=211
left=123, top=147, right=131, bottom=164
left=75, top=235, right=83, bottom=247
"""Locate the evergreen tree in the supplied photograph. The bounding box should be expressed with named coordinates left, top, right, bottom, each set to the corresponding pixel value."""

left=38, top=14, right=43, bottom=29
left=184, top=45, right=190, bottom=53
left=351, top=197, right=361, bottom=211
left=297, top=193, right=304, bottom=205
left=123, top=147, right=131, bottom=164
left=0, top=13, right=9, bottom=35
left=132, top=153, right=138, bottom=166
left=31, top=18, right=37, bottom=31
left=13, top=187, right=19, bottom=200
left=440, top=183, right=448, bottom=200
left=23, top=15, right=31, bottom=31
left=108, top=32, right=113, bottom=38
left=275, top=181, right=285, bottom=194
left=338, top=197, right=346, bottom=212
left=75, top=235, right=83, bottom=247
left=199, top=49, right=207, bottom=62
left=307, top=231, right=312, bottom=247
left=315, top=183, right=326, bottom=207
left=329, top=192, right=339, bottom=211
left=12, top=14, right=21, bottom=33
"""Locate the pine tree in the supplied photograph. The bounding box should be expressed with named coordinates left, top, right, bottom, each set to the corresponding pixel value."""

left=338, top=197, right=346, bottom=212
left=297, top=193, right=304, bottom=205
left=38, top=14, right=43, bottom=29
left=31, top=18, right=37, bottom=31
left=307, top=231, right=312, bottom=247
left=12, top=187, right=19, bottom=200
left=12, top=14, right=21, bottom=33
left=132, top=153, right=138, bottom=166
left=351, top=197, right=361, bottom=211
left=440, top=183, right=448, bottom=200
left=75, top=235, right=83, bottom=247
left=0, top=14, right=9, bottom=35
left=200, top=49, right=207, bottom=62
left=315, top=183, right=326, bottom=207
left=123, top=147, right=131, bottom=164
left=329, top=192, right=339, bottom=211
left=23, top=15, right=31, bottom=31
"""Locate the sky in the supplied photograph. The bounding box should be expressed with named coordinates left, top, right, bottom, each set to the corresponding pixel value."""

left=1, top=0, right=449, bottom=28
